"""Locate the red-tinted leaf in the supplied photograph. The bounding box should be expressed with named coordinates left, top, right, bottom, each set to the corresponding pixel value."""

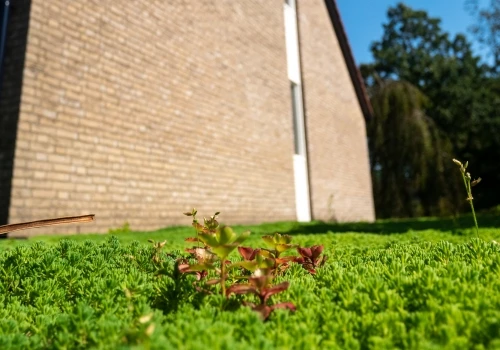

left=178, top=264, right=191, bottom=273
left=195, top=270, right=208, bottom=281
left=310, top=245, right=324, bottom=260
left=270, top=302, right=296, bottom=312
left=226, top=284, right=258, bottom=297
left=294, top=256, right=305, bottom=264
left=275, top=256, right=295, bottom=265
left=185, top=237, right=200, bottom=242
left=262, top=281, right=290, bottom=303
left=251, top=304, right=272, bottom=320
left=297, top=247, right=312, bottom=258
left=238, top=246, right=258, bottom=261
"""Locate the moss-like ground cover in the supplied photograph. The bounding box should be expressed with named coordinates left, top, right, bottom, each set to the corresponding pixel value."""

left=1, top=215, right=500, bottom=349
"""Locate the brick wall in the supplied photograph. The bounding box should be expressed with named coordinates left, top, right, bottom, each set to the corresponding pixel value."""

left=0, top=0, right=32, bottom=225
left=298, top=0, right=375, bottom=222
left=5, top=0, right=375, bottom=235
left=8, top=0, right=299, bottom=234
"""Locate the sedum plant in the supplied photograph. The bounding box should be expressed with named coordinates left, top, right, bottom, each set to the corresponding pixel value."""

left=180, top=210, right=249, bottom=296
left=178, top=209, right=326, bottom=319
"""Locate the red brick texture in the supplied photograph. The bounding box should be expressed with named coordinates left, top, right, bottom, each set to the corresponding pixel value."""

left=5, top=0, right=374, bottom=234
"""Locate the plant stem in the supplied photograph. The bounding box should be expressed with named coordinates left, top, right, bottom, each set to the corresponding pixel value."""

left=469, top=200, right=479, bottom=238
left=461, top=172, right=479, bottom=238
left=221, top=260, right=226, bottom=297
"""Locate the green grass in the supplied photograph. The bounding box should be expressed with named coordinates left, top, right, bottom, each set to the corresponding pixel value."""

left=2, top=213, right=500, bottom=251
left=1, top=214, right=500, bottom=349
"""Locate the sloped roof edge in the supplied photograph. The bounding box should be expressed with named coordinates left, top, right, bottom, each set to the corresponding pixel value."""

left=323, top=0, right=373, bottom=119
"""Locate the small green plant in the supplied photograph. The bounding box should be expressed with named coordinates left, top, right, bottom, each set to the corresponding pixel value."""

left=180, top=211, right=250, bottom=296
left=237, top=233, right=297, bottom=274
left=148, top=239, right=167, bottom=264
left=178, top=209, right=302, bottom=319
left=453, top=159, right=481, bottom=238
left=108, top=222, right=131, bottom=235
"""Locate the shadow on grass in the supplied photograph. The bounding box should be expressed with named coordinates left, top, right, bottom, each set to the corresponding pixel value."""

left=233, top=214, right=500, bottom=236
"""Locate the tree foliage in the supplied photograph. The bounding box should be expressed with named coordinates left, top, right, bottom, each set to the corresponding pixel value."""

left=361, top=3, right=500, bottom=217
left=368, top=80, right=461, bottom=218
left=467, top=0, right=500, bottom=72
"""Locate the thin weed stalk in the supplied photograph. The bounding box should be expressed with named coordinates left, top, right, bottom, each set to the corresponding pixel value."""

left=453, top=159, right=481, bottom=238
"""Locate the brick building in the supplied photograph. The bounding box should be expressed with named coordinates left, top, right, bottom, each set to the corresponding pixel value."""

left=0, top=0, right=375, bottom=234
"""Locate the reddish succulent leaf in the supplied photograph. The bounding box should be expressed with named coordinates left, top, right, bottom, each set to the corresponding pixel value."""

left=195, top=270, right=208, bottom=281
left=297, top=247, right=312, bottom=258
left=226, top=284, right=258, bottom=297
left=294, top=256, right=305, bottom=264
left=178, top=264, right=191, bottom=273
left=310, top=245, right=324, bottom=260
left=238, top=246, right=259, bottom=261
left=270, top=302, right=296, bottom=312
left=252, top=304, right=272, bottom=320
left=261, top=281, right=289, bottom=303
left=185, top=248, right=196, bottom=255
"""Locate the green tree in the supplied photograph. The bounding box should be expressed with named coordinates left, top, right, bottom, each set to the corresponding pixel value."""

left=368, top=80, right=461, bottom=218
left=467, top=0, right=500, bottom=72
left=362, top=3, right=500, bottom=216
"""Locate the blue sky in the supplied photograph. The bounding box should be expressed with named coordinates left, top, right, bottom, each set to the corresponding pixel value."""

left=336, top=0, right=489, bottom=65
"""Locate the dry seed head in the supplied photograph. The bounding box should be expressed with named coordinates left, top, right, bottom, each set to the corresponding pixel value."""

left=471, top=177, right=482, bottom=187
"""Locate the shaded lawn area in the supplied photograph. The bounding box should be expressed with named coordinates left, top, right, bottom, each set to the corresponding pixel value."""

left=1, top=213, right=500, bottom=252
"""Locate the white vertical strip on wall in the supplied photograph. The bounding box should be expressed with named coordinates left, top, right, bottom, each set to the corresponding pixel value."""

left=284, top=5, right=301, bottom=85
left=284, top=1, right=311, bottom=222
